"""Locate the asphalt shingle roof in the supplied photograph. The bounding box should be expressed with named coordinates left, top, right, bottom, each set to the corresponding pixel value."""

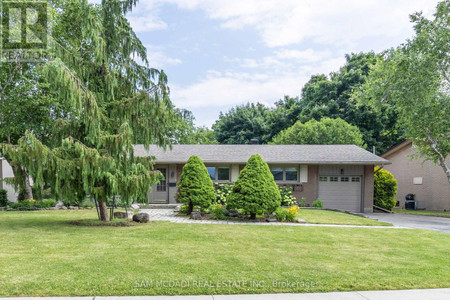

left=134, top=144, right=390, bottom=165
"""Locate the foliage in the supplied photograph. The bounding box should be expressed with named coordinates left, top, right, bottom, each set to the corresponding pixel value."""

left=176, top=156, right=215, bottom=213
left=227, top=155, right=281, bottom=219
left=354, top=1, right=450, bottom=181
left=279, top=186, right=297, bottom=206
left=0, top=0, right=178, bottom=220
left=299, top=197, right=306, bottom=207
left=214, top=183, right=232, bottom=205
left=0, top=189, right=7, bottom=207
left=312, top=199, right=324, bottom=208
left=177, top=204, right=190, bottom=215
left=210, top=203, right=227, bottom=220
left=299, top=52, right=402, bottom=154
left=374, top=169, right=398, bottom=210
left=272, top=118, right=365, bottom=147
left=167, top=109, right=218, bottom=144
left=275, top=206, right=299, bottom=222
left=9, top=198, right=56, bottom=209
left=213, top=103, right=270, bottom=144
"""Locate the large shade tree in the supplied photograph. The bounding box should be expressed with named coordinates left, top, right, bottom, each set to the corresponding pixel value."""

left=1, top=0, right=178, bottom=220
left=272, top=118, right=365, bottom=147
left=355, top=0, right=450, bottom=182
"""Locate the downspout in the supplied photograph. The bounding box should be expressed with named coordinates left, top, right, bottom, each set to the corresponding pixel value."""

left=374, top=165, right=384, bottom=175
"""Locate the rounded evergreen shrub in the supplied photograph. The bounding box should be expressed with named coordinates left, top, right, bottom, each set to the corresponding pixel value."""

left=0, top=188, right=8, bottom=207
left=374, top=168, right=398, bottom=210
left=176, top=155, right=215, bottom=214
left=227, top=154, right=281, bottom=219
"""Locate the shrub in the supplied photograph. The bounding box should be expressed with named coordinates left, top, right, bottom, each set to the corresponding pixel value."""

left=227, top=155, right=281, bottom=219
left=176, top=156, right=215, bottom=214
left=80, top=200, right=95, bottom=208
left=312, top=198, right=323, bottom=208
left=0, top=188, right=7, bottom=207
left=178, top=204, right=190, bottom=215
left=279, top=186, right=296, bottom=206
left=210, top=203, right=227, bottom=220
left=274, top=207, right=288, bottom=221
left=275, top=206, right=299, bottom=222
left=374, top=168, right=398, bottom=210
left=299, top=197, right=306, bottom=207
left=214, top=183, right=232, bottom=205
left=38, top=199, right=56, bottom=208
left=9, top=199, right=37, bottom=209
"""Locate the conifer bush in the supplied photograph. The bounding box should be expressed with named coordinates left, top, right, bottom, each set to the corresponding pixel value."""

left=227, top=155, right=281, bottom=219
left=176, top=156, right=215, bottom=214
left=374, top=169, right=398, bottom=210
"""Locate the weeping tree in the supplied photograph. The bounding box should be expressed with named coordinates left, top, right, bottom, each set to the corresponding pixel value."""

left=1, top=0, right=177, bottom=220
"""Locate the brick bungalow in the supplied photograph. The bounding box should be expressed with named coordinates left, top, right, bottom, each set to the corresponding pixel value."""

left=134, top=144, right=390, bottom=213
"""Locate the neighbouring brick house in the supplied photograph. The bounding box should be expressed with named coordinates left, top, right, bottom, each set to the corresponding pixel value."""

left=134, top=144, right=390, bottom=213
left=382, top=140, right=450, bottom=211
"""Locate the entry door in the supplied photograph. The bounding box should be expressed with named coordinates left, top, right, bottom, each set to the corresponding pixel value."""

left=318, top=176, right=362, bottom=212
left=150, top=167, right=169, bottom=203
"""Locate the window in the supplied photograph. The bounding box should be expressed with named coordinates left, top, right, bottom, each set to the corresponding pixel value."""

left=341, top=177, right=349, bottom=182
left=330, top=177, right=338, bottom=182
left=217, top=167, right=230, bottom=181
left=285, top=168, right=298, bottom=181
left=156, top=168, right=167, bottom=192
left=207, top=167, right=216, bottom=181
left=207, top=166, right=230, bottom=181
left=351, top=177, right=360, bottom=182
left=319, top=176, right=328, bottom=182
left=271, top=167, right=284, bottom=181
left=270, top=166, right=299, bottom=182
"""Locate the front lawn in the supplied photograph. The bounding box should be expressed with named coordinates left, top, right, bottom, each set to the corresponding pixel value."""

left=0, top=210, right=449, bottom=297
left=393, top=209, right=450, bottom=218
left=299, top=209, right=391, bottom=226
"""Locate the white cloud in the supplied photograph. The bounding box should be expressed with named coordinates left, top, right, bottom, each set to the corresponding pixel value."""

left=144, top=0, right=436, bottom=48
left=145, top=45, right=182, bottom=69
left=128, top=15, right=167, bottom=32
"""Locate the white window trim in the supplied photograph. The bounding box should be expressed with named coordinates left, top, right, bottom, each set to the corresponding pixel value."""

left=270, top=165, right=300, bottom=183
left=206, top=165, right=231, bottom=182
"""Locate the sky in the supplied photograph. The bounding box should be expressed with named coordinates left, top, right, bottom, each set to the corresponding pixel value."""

left=95, top=0, right=439, bottom=127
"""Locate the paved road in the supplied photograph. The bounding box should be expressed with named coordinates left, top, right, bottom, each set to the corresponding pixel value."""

left=2, top=288, right=450, bottom=300
left=364, top=213, right=450, bottom=233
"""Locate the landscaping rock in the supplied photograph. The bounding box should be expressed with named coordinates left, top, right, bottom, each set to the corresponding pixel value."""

left=227, top=209, right=239, bottom=218
left=190, top=211, right=202, bottom=220
left=55, top=201, right=65, bottom=209
left=69, top=206, right=79, bottom=210
left=132, top=213, right=150, bottom=223
left=266, top=218, right=277, bottom=222
left=114, top=211, right=134, bottom=220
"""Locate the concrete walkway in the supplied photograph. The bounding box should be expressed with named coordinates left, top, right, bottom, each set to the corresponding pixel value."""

left=364, top=213, right=450, bottom=233
left=3, top=288, right=450, bottom=300
left=141, top=209, right=404, bottom=229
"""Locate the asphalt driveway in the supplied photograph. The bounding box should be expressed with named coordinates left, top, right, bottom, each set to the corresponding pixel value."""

left=364, top=213, right=450, bottom=233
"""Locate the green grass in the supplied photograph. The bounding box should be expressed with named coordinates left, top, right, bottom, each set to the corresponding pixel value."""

left=300, top=209, right=391, bottom=226
left=393, top=209, right=450, bottom=218
left=0, top=210, right=449, bottom=297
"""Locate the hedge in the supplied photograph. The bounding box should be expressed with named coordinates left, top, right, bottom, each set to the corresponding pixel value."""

left=374, top=168, right=398, bottom=210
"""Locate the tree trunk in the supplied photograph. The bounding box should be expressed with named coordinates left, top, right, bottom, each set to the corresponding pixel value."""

left=426, top=134, right=450, bottom=183
left=188, top=202, right=194, bottom=214
left=250, top=212, right=256, bottom=219
left=98, top=200, right=109, bottom=221
left=23, top=174, right=33, bottom=200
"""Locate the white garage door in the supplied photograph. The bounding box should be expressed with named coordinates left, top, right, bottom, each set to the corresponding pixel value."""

left=318, top=176, right=362, bottom=212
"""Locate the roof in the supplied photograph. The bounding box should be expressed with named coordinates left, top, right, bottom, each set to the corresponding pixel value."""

left=134, top=144, right=390, bottom=165
left=381, top=140, right=412, bottom=158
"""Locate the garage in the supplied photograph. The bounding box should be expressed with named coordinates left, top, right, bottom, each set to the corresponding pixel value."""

left=318, top=175, right=362, bottom=212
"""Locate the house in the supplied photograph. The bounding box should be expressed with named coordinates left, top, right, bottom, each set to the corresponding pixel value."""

left=134, top=144, right=390, bottom=213
left=0, top=158, right=18, bottom=202
left=381, top=140, right=450, bottom=211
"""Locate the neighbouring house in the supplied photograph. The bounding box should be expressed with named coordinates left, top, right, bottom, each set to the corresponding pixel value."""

left=0, top=158, right=18, bottom=202
left=381, top=140, right=450, bottom=211
left=134, top=144, right=390, bottom=213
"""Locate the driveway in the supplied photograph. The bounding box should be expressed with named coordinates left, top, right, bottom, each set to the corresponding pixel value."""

left=364, top=213, right=450, bottom=233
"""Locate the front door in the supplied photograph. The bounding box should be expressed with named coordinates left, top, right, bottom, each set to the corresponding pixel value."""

left=150, top=166, right=169, bottom=203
